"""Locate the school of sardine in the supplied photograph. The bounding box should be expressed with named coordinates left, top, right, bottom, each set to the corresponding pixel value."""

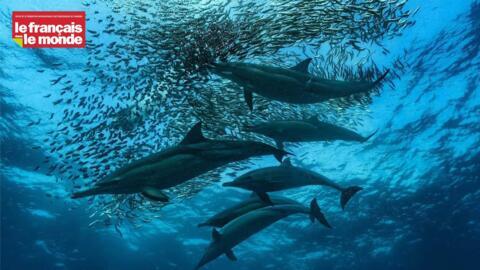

left=29, top=0, right=415, bottom=236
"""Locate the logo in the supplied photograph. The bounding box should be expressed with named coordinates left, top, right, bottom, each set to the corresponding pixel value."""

left=12, top=11, right=86, bottom=48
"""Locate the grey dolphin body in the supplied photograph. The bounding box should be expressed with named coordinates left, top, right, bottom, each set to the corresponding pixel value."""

left=210, top=58, right=389, bottom=110
left=244, top=116, right=377, bottom=149
left=195, top=200, right=330, bottom=269
left=223, top=159, right=362, bottom=209
left=198, top=194, right=300, bottom=228
left=71, top=122, right=289, bottom=201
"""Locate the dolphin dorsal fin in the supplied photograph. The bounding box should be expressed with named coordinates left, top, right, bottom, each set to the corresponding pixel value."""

left=281, top=158, right=292, bottom=166
left=212, top=228, right=222, bottom=241
left=290, top=58, right=312, bottom=73
left=180, top=122, right=207, bottom=145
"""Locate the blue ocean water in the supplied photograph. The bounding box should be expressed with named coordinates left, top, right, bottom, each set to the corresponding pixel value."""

left=1, top=0, right=479, bottom=270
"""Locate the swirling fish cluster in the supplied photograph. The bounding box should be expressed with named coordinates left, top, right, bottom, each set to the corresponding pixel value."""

left=29, top=0, right=415, bottom=230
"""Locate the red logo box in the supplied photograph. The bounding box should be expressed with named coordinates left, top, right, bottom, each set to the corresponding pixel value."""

left=12, top=11, right=85, bottom=48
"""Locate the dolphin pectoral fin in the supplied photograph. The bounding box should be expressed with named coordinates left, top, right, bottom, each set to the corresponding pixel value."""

left=225, top=249, right=237, bottom=261
left=256, top=192, right=273, bottom=205
left=290, top=58, right=312, bottom=73
left=141, top=187, right=169, bottom=202
left=340, top=186, right=363, bottom=209
left=180, top=122, right=208, bottom=145
left=212, top=228, right=222, bottom=241
left=244, top=89, right=253, bottom=111
left=275, top=139, right=284, bottom=150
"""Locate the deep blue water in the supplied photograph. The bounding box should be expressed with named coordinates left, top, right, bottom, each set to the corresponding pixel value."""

left=1, top=1, right=480, bottom=270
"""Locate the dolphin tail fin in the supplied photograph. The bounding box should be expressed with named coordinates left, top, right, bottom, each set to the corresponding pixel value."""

left=309, top=198, right=332, bottom=229
left=361, top=129, right=378, bottom=142
left=71, top=187, right=103, bottom=199
left=340, top=186, right=363, bottom=210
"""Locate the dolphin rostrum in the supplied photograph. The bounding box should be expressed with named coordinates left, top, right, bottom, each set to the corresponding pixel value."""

left=244, top=116, right=377, bottom=149
left=194, top=199, right=330, bottom=269
left=198, top=194, right=301, bottom=228
left=223, top=159, right=362, bottom=209
left=71, top=122, right=289, bottom=201
left=210, top=58, right=389, bottom=110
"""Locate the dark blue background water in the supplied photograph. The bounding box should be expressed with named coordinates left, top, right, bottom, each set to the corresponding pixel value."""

left=1, top=0, right=479, bottom=269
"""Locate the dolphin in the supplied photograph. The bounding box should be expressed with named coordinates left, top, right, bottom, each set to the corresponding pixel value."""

left=197, top=194, right=301, bottom=228
left=223, top=159, right=362, bottom=209
left=71, top=122, right=289, bottom=201
left=244, top=116, right=377, bottom=149
left=194, top=199, right=330, bottom=269
left=210, top=58, right=389, bottom=110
